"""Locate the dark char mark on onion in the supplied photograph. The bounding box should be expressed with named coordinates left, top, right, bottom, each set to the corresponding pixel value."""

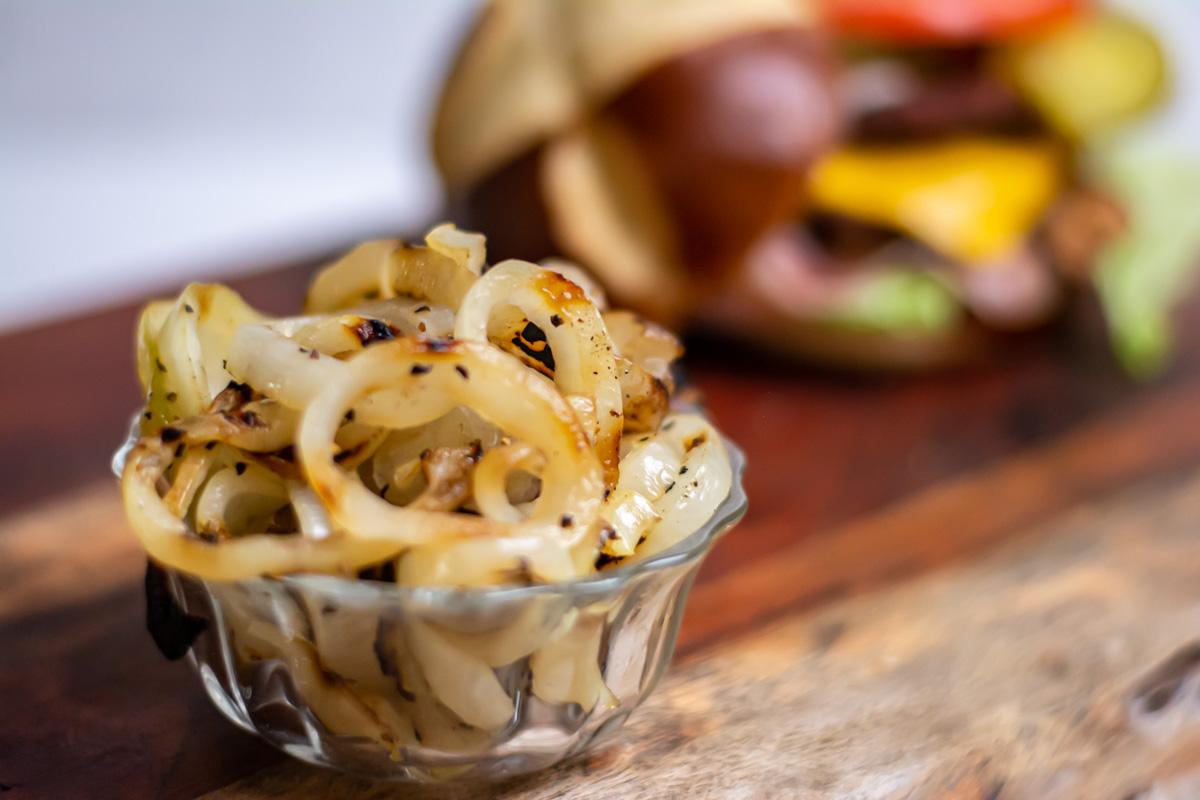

left=353, top=318, right=400, bottom=347
left=513, top=321, right=555, bottom=373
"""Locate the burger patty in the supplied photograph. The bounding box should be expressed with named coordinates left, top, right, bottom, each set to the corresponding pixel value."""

left=844, top=51, right=1042, bottom=141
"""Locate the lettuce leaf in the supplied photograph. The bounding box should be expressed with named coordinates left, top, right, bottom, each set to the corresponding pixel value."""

left=1093, top=146, right=1200, bottom=377
left=818, top=268, right=962, bottom=333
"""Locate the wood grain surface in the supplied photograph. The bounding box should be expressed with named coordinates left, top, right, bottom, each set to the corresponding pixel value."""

left=206, top=464, right=1200, bottom=800
left=2, top=260, right=1199, bottom=799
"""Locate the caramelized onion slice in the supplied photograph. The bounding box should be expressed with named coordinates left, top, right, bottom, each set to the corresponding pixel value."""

left=530, top=611, right=615, bottom=711
left=297, top=337, right=604, bottom=550
left=121, top=438, right=400, bottom=580
left=305, top=240, right=399, bottom=313
left=456, top=260, right=624, bottom=486
left=426, top=223, right=487, bottom=276
left=306, top=238, right=479, bottom=314
left=142, top=284, right=264, bottom=428
left=632, top=413, right=732, bottom=558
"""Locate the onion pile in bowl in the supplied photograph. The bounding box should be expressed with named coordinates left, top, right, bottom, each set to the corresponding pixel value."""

left=121, top=224, right=733, bottom=586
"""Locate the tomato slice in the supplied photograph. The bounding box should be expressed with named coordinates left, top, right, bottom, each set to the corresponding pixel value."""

left=820, top=0, right=1088, bottom=44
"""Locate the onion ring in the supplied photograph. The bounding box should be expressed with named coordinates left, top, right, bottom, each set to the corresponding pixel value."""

left=297, top=337, right=603, bottom=554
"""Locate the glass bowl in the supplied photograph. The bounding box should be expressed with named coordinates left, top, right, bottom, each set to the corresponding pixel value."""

left=118, top=428, right=746, bottom=782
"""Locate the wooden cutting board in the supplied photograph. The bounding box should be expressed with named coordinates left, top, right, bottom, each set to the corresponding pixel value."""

left=2, top=263, right=1199, bottom=799
left=210, top=456, right=1200, bottom=800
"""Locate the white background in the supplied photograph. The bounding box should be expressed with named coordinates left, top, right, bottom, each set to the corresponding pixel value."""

left=1, top=0, right=1196, bottom=333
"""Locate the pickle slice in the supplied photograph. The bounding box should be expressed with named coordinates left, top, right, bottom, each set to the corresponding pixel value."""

left=997, top=11, right=1166, bottom=139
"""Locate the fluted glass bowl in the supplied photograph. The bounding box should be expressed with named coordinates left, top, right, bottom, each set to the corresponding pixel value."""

left=116, top=426, right=745, bottom=782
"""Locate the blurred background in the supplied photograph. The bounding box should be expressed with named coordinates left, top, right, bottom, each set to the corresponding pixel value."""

left=0, top=0, right=476, bottom=331
left=2, top=0, right=1197, bottom=335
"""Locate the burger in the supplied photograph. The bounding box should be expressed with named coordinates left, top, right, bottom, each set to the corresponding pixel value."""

left=433, top=0, right=1176, bottom=371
